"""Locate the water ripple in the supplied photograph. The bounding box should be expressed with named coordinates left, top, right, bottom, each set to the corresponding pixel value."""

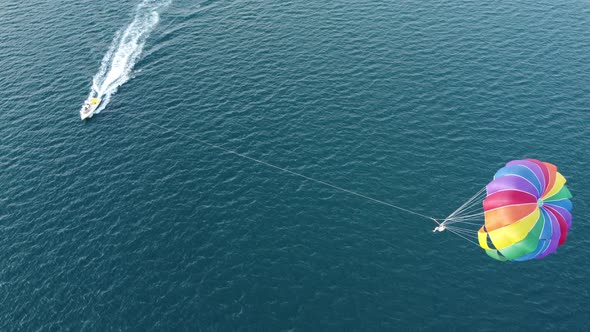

left=1, top=0, right=590, bottom=330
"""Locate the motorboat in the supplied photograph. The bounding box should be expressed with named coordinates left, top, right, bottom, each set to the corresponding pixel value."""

left=80, top=97, right=101, bottom=120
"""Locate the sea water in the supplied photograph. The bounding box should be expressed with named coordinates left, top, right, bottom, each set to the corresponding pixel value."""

left=1, top=0, right=589, bottom=330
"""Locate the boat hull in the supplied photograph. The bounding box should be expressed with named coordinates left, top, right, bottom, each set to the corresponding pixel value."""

left=80, top=98, right=101, bottom=120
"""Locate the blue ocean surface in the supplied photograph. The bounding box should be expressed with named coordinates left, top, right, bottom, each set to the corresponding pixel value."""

left=1, top=0, right=589, bottom=330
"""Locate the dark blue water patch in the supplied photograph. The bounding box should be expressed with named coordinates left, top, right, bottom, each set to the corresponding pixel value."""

left=1, top=0, right=589, bottom=330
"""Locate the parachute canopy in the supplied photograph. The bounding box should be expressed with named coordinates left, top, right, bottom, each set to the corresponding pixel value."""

left=477, top=159, right=572, bottom=261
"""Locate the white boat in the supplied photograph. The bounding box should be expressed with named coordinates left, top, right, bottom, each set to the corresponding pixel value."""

left=80, top=97, right=101, bottom=120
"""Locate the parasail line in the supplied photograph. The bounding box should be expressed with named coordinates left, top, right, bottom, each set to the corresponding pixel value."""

left=454, top=199, right=486, bottom=215
left=445, top=228, right=480, bottom=247
left=445, top=186, right=487, bottom=220
left=447, top=212, right=485, bottom=220
left=442, top=187, right=487, bottom=230
left=444, top=221, right=483, bottom=226
left=121, top=112, right=440, bottom=224
left=448, top=216, right=484, bottom=224
left=445, top=226, right=478, bottom=236
left=452, top=205, right=485, bottom=218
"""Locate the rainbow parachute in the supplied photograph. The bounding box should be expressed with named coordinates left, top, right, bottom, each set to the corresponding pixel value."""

left=477, top=159, right=573, bottom=261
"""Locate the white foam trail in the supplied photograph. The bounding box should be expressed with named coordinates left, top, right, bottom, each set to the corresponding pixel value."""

left=84, top=0, right=171, bottom=114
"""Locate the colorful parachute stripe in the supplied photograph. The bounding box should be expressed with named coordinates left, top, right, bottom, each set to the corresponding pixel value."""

left=477, top=159, right=573, bottom=261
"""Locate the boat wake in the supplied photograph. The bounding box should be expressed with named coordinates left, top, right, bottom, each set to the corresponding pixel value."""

left=82, top=0, right=170, bottom=116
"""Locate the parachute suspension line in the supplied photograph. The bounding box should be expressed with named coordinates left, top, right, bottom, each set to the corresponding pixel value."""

left=431, top=185, right=486, bottom=235
left=446, top=186, right=487, bottom=220
left=458, top=199, right=486, bottom=213
left=453, top=200, right=485, bottom=216
left=445, top=228, right=480, bottom=247
left=441, top=186, right=487, bottom=228
left=447, top=232, right=477, bottom=240
left=445, top=213, right=485, bottom=223
left=445, top=221, right=483, bottom=226
left=445, top=225, right=478, bottom=237
left=446, top=187, right=483, bottom=218
left=122, top=113, right=439, bottom=223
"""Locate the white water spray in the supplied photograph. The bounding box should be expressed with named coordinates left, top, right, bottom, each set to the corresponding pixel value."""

left=82, top=0, right=170, bottom=116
